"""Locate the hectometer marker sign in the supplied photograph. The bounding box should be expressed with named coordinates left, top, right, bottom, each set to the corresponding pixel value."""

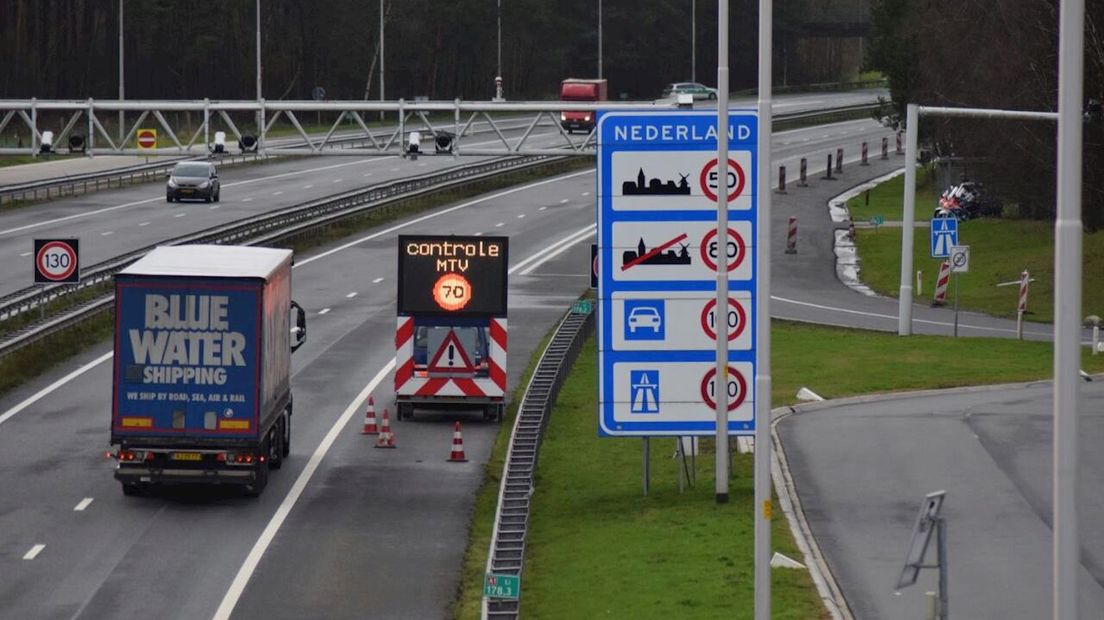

left=597, top=110, right=758, bottom=436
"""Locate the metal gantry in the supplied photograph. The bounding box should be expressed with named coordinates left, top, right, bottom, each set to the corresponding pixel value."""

left=0, top=99, right=662, bottom=158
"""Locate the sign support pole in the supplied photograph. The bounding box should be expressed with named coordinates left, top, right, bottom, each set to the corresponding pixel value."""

left=755, top=0, right=774, bottom=616
left=953, top=271, right=959, bottom=338
left=898, top=104, right=919, bottom=335
left=714, top=0, right=730, bottom=505
left=936, top=516, right=948, bottom=620
left=1054, top=1, right=1084, bottom=617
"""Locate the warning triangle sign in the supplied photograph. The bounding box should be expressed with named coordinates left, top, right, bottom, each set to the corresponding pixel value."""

left=427, top=329, right=476, bottom=375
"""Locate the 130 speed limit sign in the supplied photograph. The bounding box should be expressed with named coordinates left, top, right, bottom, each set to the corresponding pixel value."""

left=34, top=238, right=80, bottom=283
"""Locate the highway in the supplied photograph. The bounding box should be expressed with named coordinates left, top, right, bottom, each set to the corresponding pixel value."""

left=1, top=88, right=1057, bottom=619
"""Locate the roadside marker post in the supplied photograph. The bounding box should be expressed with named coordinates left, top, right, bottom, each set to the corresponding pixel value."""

left=861, top=141, right=869, bottom=165
left=881, top=136, right=889, bottom=160
left=785, top=216, right=797, bottom=254
left=777, top=165, right=786, bottom=193
left=916, top=270, right=923, bottom=296
left=932, top=261, right=950, bottom=306
left=835, top=147, right=843, bottom=174
left=1017, top=269, right=1030, bottom=340
left=798, top=157, right=808, bottom=186
left=823, top=153, right=834, bottom=180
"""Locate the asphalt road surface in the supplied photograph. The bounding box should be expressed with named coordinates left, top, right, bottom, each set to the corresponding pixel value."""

left=776, top=381, right=1104, bottom=619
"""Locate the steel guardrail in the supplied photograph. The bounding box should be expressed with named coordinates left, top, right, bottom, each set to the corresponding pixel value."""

left=0, top=154, right=560, bottom=357
left=482, top=303, right=594, bottom=620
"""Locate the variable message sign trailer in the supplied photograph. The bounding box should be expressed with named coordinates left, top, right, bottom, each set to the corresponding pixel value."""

left=109, top=245, right=307, bottom=497
left=395, top=235, right=508, bottom=421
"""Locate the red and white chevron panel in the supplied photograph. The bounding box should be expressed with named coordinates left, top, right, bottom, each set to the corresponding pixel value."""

left=394, top=317, right=507, bottom=398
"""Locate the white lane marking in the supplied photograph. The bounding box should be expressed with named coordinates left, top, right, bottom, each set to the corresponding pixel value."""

left=295, top=169, right=594, bottom=268
left=101, top=231, right=114, bottom=236
left=210, top=205, right=221, bottom=210
left=213, top=361, right=395, bottom=620
left=418, top=162, right=428, bottom=167
left=581, top=191, right=591, bottom=196
left=138, top=222, right=150, bottom=226
left=19, top=251, right=31, bottom=257
left=474, top=232, right=483, bottom=236
left=560, top=199, right=569, bottom=204
left=272, top=191, right=283, bottom=196
left=519, top=226, right=596, bottom=275
left=304, top=184, right=314, bottom=189
left=372, top=277, right=384, bottom=283
left=317, top=308, right=331, bottom=315
left=0, top=351, right=114, bottom=428
left=174, top=213, right=186, bottom=218
left=0, top=170, right=598, bottom=428
left=332, top=179, right=343, bottom=183
left=390, top=167, right=400, bottom=172
left=23, top=545, right=45, bottom=560
left=363, top=173, right=373, bottom=177
left=539, top=206, right=547, bottom=211
left=517, top=214, right=526, bottom=219
left=74, top=497, right=94, bottom=511
left=511, top=223, right=595, bottom=273
left=495, top=222, right=505, bottom=227
left=346, top=292, right=357, bottom=298
left=0, top=156, right=400, bottom=238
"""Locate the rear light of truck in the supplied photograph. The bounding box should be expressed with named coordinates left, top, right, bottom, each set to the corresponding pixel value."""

left=112, top=449, right=154, bottom=462
left=220, top=452, right=259, bottom=465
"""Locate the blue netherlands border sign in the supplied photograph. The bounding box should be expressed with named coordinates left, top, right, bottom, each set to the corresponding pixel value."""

left=597, top=110, right=759, bottom=437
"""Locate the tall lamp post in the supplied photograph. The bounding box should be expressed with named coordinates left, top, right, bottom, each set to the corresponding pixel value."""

left=118, top=0, right=124, bottom=146
left=380, top=0, right=386, bottom=118
left=691, top=0, right=696, bottom=82
left=598, top=0, right=603, bottom=79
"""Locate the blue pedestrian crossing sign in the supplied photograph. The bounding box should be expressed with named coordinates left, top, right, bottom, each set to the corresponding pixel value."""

left=930, top=218, right=958, bottom=258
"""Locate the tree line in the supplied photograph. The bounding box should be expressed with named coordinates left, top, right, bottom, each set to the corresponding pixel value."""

left=1, top=0, right=866, bottom=102
left=866, top=0, right=1104, bottom=230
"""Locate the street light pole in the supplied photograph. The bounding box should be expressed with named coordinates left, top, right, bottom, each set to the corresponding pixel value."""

left=598, top=0, right=603, bottom=79
left=255, top=0, right=262, bottom=102
left=691, top=0, right=696, bottom=82
left=380, top=0, right=386, bottom=119
left=118, top=0, right=124, bottom=146
left=497, top=0, right=502, bottom=80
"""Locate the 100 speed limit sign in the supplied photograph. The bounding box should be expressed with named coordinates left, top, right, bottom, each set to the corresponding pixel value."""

left=34, top=238, right=80, bottom=283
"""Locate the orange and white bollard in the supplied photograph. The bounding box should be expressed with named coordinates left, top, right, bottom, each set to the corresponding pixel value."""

left=361, top=395, right=379, bottom=435
left=896, top=132, right=903, bottom=155
left=448, top=421, right=468, bottom=462
left=881, top=136, right=889, bottom=160
left=823, top=153, right=834, bottom=180
left=375, top=409, right=396, bottom=448
left=835, top=148, right=844, bottom=173
left=798, top=157, right=808, bottom=186
left=1017, top=270, right=1030, bottom=339
left=861, top=141, right=869, bottom=166
left=785, top=216, right=798, bottom=254
left=932, top=261, right=951, bottom=306
left=777, top=165, right=787, bottom=193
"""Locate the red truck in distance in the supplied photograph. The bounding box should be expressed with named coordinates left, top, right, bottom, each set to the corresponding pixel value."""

left=560, top=78, right=608, bottom=134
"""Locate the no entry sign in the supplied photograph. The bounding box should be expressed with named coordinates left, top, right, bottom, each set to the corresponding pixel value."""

left=136, top=129, right=157, bottom=150
left=34, top=238, right=80, bottom=283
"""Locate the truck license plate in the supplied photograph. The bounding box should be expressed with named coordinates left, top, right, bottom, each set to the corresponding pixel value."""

left=171, top=452, right=202, bottom=461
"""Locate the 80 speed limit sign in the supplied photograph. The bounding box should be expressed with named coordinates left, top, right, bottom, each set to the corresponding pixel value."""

left=34, top=238, right=80, bottom=283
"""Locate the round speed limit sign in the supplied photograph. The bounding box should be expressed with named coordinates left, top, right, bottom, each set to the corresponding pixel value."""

left=34, top=239, right=79, bottom=283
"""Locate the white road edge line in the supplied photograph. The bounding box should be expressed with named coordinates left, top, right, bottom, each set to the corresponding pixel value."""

left=511, top=223, right=595, bottom=273
left=0, top=351, right=114, bottom=428
left=212, top=360, right=395, bottom=620
left=23, top=544, right=45, bottom=560
left=317, top=308, right=330, bottom=315
left=372, top=277, right=384, bottom=283
left=519, top=227, right=596, bottom=275
left=74, top=497, right=94, bottom=511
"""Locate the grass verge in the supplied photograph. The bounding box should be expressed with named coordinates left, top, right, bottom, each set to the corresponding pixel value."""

left=455, top=319, right=1104, bottom=620
left=844, top=166, right=939, bottom=222
left=854, top=217, right=1104, bottom=324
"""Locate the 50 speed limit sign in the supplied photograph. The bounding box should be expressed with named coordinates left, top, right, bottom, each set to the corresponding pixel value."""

left=34, top=238, right=80, bottom=283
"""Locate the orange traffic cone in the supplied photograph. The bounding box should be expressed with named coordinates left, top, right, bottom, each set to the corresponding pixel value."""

left=448, top=421, right=467, bottom=462
left=375, top=409, right=396, bottom=448
left=361, top=396, right=379, bottom=435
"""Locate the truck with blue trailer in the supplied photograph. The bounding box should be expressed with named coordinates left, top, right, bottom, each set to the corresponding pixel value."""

left=109, top=245, right=306, bottom=497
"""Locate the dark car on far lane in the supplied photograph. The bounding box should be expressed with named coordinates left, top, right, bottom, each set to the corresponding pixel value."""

left=166, top=161, right=220, bottom=203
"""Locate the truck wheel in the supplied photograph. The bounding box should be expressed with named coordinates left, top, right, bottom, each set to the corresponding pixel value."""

left=246, top=459, right=269, bottom=497
left=121, top=482, right=144, bottom=497
left=397, top=402, right=411, bottom=421
left=268, top=424, right=283, bottom=470
left=282, top=411, right=291, bottom=458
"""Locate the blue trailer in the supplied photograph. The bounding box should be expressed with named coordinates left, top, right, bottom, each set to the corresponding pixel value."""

left=109, top=245, right=306, bottom=497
